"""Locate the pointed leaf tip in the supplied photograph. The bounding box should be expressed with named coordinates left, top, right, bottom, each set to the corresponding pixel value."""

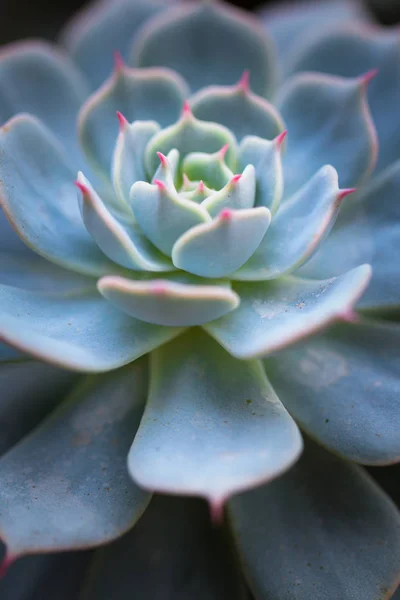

left=74, top=180, right=88, bottom=195
left=0, top=553, right=16, bottom=579
left=360, top=68, right=378, bottom=87
left=153, top=178, right=167, bottom=192
left=338, top=187, right=357, bottom=201
left=237, top=70, right=250, bottom=93
left=116, top=110, right=128, bottom=130
left=209, top=497, right=226, bottom=526
left=156, top=151, right=168, bottom=167
left=197, top=180, right=205, bottom=192
left=275, top=129, right=288, bottom=148
left=337, top=309, right=360, bottom=323
left=219, top=208, right=233, bottom=220
left=182, top=100, right=192, bottom=117
left=218, top=143, right=230, bottom=160
left=231, top=174, right=242, bottom=185
left=113, top=50, right=124, bottom=72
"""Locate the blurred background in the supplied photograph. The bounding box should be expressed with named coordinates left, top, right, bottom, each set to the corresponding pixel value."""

left=0, top=0, right=399, bottom=45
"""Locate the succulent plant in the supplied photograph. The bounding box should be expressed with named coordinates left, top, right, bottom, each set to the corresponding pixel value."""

left=0, top=0, right=398, bottom=598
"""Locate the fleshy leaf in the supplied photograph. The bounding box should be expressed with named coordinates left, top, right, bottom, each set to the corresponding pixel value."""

left=112, top=118, right=160, bottom=208
left=0, top=41, right=88, bottom=167
left=61, top=0, right=169, bottom=90
left=229, top=438, right=400, bottom=600
left=132, top=1, right=275, bottom=97
left=0, top=361, right=151, bottom=558
left=0, top=115, right=119, bottom=277
left=285, top=25, right=400, bottom=173
left=144, top=104, right=237, bottom=176
left=202, top=166, right=256, bottom=218
left=78, top=63, right=187, bottom=177
left=205, top=265, right=371, bottom=359
left=76, top=173, right=173, bottom=272
left=182, top=147, right=233, bottom=190
left=277, top=72, right=377, bottom=198
left=130, top=178, right=210, bottom=256
left=300, top=159, right=400, bottom=310
left=234, top=165, right=350, bottom=280
left=128, top=329, right=302, bottom=509
left=0, top=286, right=182, bottom=372
left=81, top=496, right=247, bottom=600
left=258, top=0, right=370, bottom=70
left=238, top=133, right=285, bottom=214
left=264, top=318, right=400, bottom=465
left=172, top=207, right=271, bottom=278
left=98, top=274, right=239, bottom=326
left=190, top=75, right=284, bottom=141
left=0, top=362, right=78, bottom=456
left=150, top=148, right=180, bottom=187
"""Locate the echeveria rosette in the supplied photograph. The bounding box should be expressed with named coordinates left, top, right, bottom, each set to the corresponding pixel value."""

left=0, top=0, right=398, bottom=598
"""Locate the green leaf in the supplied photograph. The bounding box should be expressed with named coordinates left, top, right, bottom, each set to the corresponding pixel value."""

left=205, top=265, right=371, bottom=359
left=264, top=318, right=400, bottom=465
left=128, top=329, right=302, bottom=510
left=230, top=438, right=400, bottom=600
left=0, top=360, right=151, bottom=559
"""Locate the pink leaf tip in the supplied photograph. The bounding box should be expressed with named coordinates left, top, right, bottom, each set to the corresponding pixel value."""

left=237, top=70, right=250, bottom=93
left=182, top=100, right=192, bottom=118
left=231, top=174, right=242, bottom=185
left=197, top=180, right=205, bottom=193
left=275, top=130, right=288, bottom=148
left=154, top=179, right=167, bottom=192
left=209, top=497, right=225, bottom=526
left=156, top=151, right=168, bottom=167
left=182, top=173, right=191, bottom=188
left=0, top=553, right=15, bottom=579
left=116, top=111, right=128, bottom=130
left=74, top=180, right=88, bottom=195
left=337, top=309, right=360, bottom=324
left=113, top=50, right=124, bottom=72
left=220, top=208, right=233, bottom=221
left=338, top=187, right=356, bottom=201
left=360, top=68, right=378, bottom=87
left=218, top=143, right=230, bottom=160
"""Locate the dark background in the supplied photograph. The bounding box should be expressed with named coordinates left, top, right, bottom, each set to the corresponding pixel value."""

left=0, top=0, right=399, bottom=45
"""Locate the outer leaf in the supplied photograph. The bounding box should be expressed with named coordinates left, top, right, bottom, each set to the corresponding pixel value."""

left=277, top=72, right=377, bottom=198
left=128, top=329, right=302, bottom=510
left=76, top=172, right=173, bottom=272
left=258, top=0, right=370, bottom=70
left=300, top=159, right=400, bottom=310
left=79, top=63, right=187, bottom=176
left=0, top=361, right=79, bottom=456
left=61, top=0, right=169, bottom=90
left=132, top=1, right=275, bottom=97
left=81, top=496, right=247, bottom=600
left=172, top=207, right=271, bottom=278
left=0, top=286, right=182, bottom=372
left=0, top=114, right=119, bottom=277
left=131, top=178, right=210, bottom=256
left=205, top=265, right=371, bottom=359
left=0, top=361, right=151, bottom=558
left=264, top=318, right=400, bottom=465
left=229, top=438, right=400, bottom=600
left=233, top=165, right=347, bottom=280
left=98, top=274, right=239, bottom=326
left=190, top=78, right=284, bottom=142
left=286, top=25, right=400, bottom=173
left=0, top=41, right=88, bottom=166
